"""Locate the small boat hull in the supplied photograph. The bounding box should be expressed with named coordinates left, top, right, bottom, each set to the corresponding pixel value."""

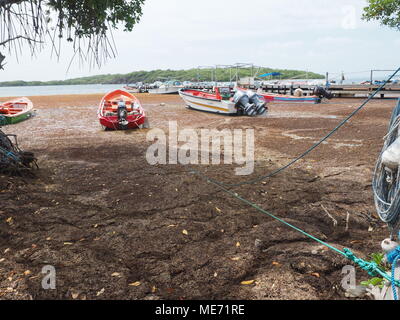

left=97, top=90, right=147, bottom=130
left=0, top=97, right=34, bottom=125
left=148, top=86, right=182, bottom=94
left=261, top=92, right=321, bottom=104
left=179, top=89, right=237, bottom=115
left=99, top=115, right=147, bottom=130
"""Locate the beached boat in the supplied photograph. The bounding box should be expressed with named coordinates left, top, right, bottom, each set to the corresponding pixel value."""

left=97, top=89, right=148, bottom=130
left=179, top=88, right=268, bottom=116
left=0, top=97, right=34, bottom=125
left=148, top=81, right=183, bottom=94
left=123, top=85, right=140, bottom=93
left=260, top=92, right=321, bottom=104
left=238, top=87, right=321, bottom=104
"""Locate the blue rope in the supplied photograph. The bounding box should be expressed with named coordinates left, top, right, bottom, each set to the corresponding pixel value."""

left=393, top=257, right=399, bottom=301
left=0, top=146, right=20, bottom=161
left=387, top=246, right=400, bottom=300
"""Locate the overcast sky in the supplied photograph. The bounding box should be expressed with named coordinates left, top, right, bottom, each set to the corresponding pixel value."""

left=1, top=0, right=399, bottom=81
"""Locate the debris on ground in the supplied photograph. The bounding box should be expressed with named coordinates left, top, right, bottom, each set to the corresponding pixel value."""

left=0, top=128, right=37, bottom=175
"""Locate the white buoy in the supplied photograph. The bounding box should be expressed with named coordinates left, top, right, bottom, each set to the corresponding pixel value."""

left=294, top=88, right=303, bottom=97
left=382, top=136, right=400, bottom=169
left=367, top=239, right=400, bottom=300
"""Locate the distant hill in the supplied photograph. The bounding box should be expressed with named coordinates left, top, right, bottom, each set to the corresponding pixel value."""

left=0, top=67, right=324, bottom=87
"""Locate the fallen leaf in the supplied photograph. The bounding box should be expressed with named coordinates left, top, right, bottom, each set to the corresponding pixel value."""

left=272, top=261, right=281, bottom=267
left=311, top=273, right=320, bottom=278
left=241, top=280, right=255, bottom=285
left=5, top=217, right=13, bottom=225
left=96, top=288, right=105, bottom=296
left=111, top=272, right=121, bottom=277
left=182, top=230, right=188, bottom=235
left=46, top=237, right=52, bottom=241
left=4, top=248, right=10, bottom=254
left=214, top=272, right=218, bottom=277
left=63, top=242, right=73, bottom=246
left=231, top=257, right=240, bottom=261
left=236, top=242, right=241, bottom=248
left=129, top=281, right=141, bottom=287
left=151, top=286, right=157, bottom=293
left=0, top=258, right=5, bottom=263
left=215, top=207, right=222, bottom=213
left=23, top=270, right=32, bottom=276
left=71, top=292, right=79, bottom=299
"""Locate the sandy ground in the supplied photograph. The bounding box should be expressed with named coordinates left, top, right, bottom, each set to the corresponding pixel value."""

left=0, top=92, right=396, bottom=300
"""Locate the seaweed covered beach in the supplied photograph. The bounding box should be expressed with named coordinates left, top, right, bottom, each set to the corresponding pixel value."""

left=0, top=93, right=395, bottom=300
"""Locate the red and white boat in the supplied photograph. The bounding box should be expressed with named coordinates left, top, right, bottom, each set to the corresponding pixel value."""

left=97, top=90, right=148, bottom=130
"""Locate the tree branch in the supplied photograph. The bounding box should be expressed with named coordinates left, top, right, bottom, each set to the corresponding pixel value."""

left=0, top=0, right=23, bottom=6
left=0, top=35, right=42, bottom=46
left=0, top=52, right=5, bottom=69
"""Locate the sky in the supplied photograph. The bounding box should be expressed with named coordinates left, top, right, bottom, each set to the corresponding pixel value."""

left=1, top=0, right=400, bottom=81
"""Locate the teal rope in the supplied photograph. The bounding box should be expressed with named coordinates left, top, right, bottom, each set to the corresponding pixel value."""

left=192, top=171, right=400, bottom=288
left=392, top=256, right=399, bottom=300
left=387, top=246, right=400, bottom=300
left=0, top=146, right=20, bottom=161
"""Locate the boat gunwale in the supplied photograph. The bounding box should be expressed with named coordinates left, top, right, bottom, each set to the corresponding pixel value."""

left=98, top=89, right=144, bottom=118
left=0, top=97, right=33, bottom=118
left=179, top=89, right=224, bottom=103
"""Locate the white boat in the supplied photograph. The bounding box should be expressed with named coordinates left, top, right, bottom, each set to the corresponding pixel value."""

left=148, top=80, right=183, bottom=94
left=179, top=88, right=268, bottom=116
left=123, top=85, right=140, bottom=93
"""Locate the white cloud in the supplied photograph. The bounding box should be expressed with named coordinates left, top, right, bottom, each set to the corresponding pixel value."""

left=0, top=0, right=399, bottom=81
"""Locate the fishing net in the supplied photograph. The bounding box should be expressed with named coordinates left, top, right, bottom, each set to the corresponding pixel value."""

left=373, top=98, right=400, bottom=238
left=0, top=128, right=38, bottom=176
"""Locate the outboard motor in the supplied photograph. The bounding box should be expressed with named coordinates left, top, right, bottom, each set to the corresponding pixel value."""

left=117, top=100, right=129, bottom=129
left=247, top=90, right=268, bottom=115
left=313, top=86, right=333, bottom=100
left=233, top=90, right=257, bottom=116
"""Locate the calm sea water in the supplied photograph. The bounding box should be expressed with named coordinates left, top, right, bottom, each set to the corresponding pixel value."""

left=0, top=84, right=125, bottom=98
left=1, top=75, right=398, bottom=98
